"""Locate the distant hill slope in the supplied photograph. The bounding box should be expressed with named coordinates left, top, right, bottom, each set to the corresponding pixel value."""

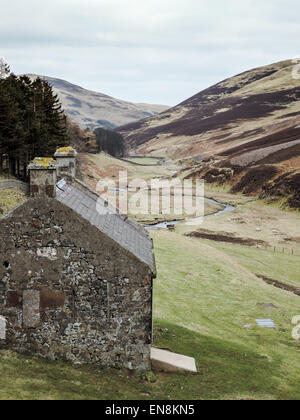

left=119, top=59, right=300, bottom=208
left=119, top=59, right=300, bottom=159
left=26, top=74, right=169, bottom=130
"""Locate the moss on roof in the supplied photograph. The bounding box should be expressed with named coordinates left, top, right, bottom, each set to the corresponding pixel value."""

left=28, top=158, right=57, bottom=169
left=55, top=147, right=77, bottom=156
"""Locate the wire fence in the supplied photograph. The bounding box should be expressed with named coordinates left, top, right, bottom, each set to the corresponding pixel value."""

left=254, top=244, right=300, bottom=257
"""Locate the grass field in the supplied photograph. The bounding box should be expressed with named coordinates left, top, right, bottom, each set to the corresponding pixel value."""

left=79, top=152, right=176, bottom=185
left=123, top=157, right=164, bottom=166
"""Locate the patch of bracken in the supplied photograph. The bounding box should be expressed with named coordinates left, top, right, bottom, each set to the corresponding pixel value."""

left=262, top=172, right=300, bottom=209
left=231, top=166, right=278, bottom=194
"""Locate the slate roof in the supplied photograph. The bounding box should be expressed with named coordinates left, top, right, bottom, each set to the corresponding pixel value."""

left=56, top=179, right=156, bottom=274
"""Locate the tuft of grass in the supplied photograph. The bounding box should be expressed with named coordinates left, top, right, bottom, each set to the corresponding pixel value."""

left=0, top=188, right=26, bottom=217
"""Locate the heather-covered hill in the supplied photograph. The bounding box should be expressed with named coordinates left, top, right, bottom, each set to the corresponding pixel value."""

left=119, top=59, right=300, bottom=208
left=119, top=59, right=300, bottom=159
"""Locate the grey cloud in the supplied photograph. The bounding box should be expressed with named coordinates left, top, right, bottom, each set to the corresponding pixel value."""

left=1, top=0, right=300, bottom=104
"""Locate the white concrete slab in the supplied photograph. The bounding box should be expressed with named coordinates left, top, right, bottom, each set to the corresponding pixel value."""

left=151, top=347, right=197, bottom=373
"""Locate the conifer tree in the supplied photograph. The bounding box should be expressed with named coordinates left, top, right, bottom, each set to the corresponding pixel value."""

left=0, top=65, right=70, bottom=178
left=0, top=57, right=10, bottom=79
left=94, top=127, right=125, bottom=157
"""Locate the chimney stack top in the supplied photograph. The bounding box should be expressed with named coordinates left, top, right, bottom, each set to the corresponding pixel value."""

left=28, top=157, right=57, bottom=170
left=54, top=147, right=77, bottom=181
left=28, top=158, right=57, bottom=198
left=54, top=147, right=77, bottom=158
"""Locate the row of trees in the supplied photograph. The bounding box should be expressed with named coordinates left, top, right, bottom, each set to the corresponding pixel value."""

left=0, top=58, right=69, bottom=179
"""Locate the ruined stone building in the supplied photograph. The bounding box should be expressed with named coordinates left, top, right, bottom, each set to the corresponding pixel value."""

left=0, top=148, right=156, bottom=370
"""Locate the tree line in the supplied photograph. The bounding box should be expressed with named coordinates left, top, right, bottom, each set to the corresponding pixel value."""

left=94, top=127, right=125, bottom=158
left=0, top=59, right=69, bottom=179
left=66, top=121, right=126, bottom=157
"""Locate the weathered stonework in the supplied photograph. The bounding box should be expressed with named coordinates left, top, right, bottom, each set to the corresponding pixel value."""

left=54, top=147, right=77, bottom=180
left=0, top=198, right=153, bottom=370
left=28, top=159, right=57, bottom=199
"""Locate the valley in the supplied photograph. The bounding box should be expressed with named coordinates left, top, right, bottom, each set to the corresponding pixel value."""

left=2, top=0, right=300, bottom=402
left=0, top=58, right=299, bottom=400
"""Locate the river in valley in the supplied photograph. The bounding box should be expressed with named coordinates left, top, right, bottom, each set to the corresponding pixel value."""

left=145, top=197, right=235, bottom=230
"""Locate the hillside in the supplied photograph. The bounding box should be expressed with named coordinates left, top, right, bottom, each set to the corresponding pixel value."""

left=26, top=74, right=169, bottom=130
left=119, top=59, right=300, bottom=208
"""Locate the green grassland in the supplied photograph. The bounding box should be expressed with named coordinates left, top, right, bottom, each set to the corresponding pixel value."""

left=122, top=157, right=164, bottom=166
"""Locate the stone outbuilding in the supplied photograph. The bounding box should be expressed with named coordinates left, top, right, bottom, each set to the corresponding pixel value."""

left=0, top=149, right=156, bottom=370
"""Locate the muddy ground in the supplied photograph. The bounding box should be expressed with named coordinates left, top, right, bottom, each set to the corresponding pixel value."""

left=186, top=229, right=269, bottom=247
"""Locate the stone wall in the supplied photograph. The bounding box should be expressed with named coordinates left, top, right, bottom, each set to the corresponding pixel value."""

left=56, top=157, right=76, bottom=180
left=0, top=198, right=153, bottom=370
left=30, top=169, right=57, bottom=198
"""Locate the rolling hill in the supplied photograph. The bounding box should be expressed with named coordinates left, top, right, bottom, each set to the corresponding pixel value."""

left=119, top=59, right=300, bottom=208
left=26, top=74, right=169, bottom=130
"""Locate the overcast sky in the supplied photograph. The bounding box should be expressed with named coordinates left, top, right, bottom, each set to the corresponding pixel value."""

left=1, top=0, right=299, bottom=105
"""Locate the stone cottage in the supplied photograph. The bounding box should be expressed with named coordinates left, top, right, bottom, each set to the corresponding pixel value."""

left=0, top=148, right=156, bottom=370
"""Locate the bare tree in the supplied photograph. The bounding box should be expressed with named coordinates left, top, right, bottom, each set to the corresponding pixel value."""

left=0, top=57, right=10, bottom=79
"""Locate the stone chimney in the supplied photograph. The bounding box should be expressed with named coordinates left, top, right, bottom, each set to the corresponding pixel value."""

left=28, top=158, right=57, bottom=198
left=54, top=147, right=77, bottom=181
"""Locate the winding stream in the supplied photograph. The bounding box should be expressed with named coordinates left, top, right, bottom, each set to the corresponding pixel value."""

left=145, top=198, right=235, bottom=230
left=122, top=157, right=236, bottom=230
